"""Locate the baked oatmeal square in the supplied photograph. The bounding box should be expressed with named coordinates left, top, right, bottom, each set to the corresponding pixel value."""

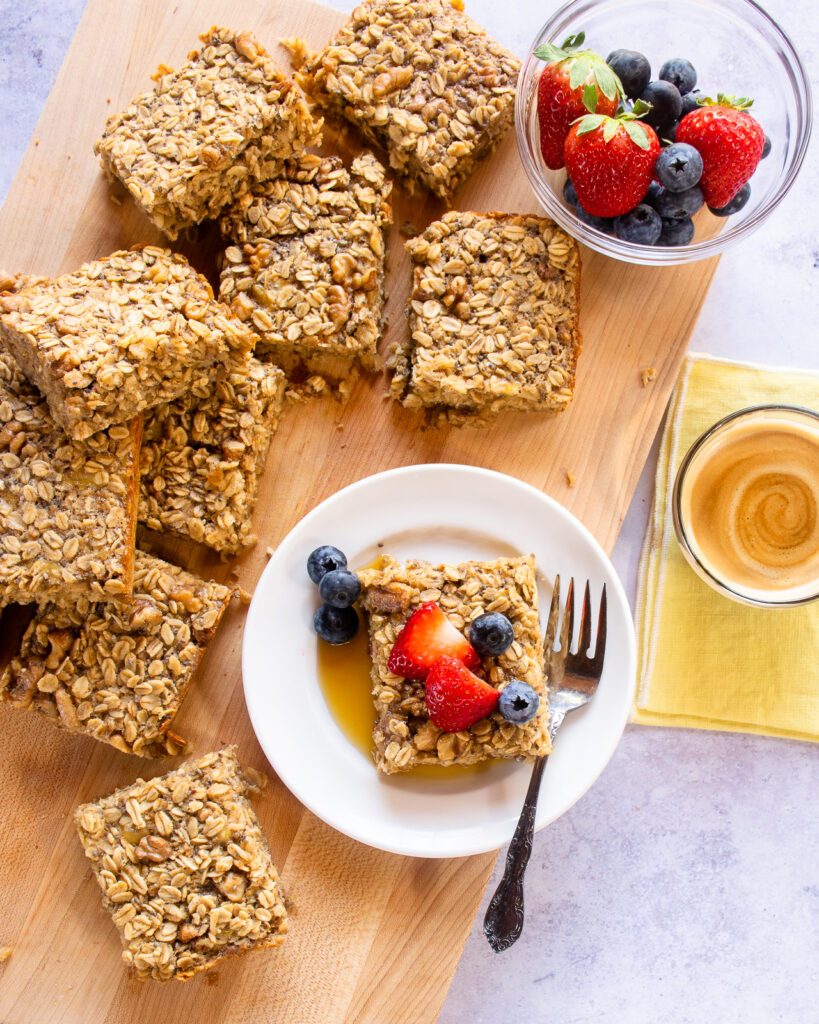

left=95, top=26, right=321, bottom=239
left=0, top=351, right=140, bottom=607
left=139, top=354, right=286, bottom=554
left=390, top=212, right=582, bottom=425
left=358, top=555, right=550, bottom=773
left=296, top=0, right=519, bottom=201
left=75, top=747, right=287, bottom=981
left=0, top=246, right=254, bottom=441
left=1, top=551, right=232, bottom=757
left=219, top=152, right=391, bottom=394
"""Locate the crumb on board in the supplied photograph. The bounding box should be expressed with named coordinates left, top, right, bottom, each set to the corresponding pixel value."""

left=265, top=546, right=275, bottom=559
left=400, top=220, right=419, bottom=238
left=641, top=367, right=656, bottom=387
left=566, top=471, right=576, bottom=488
left=280, top=36, right=308, bottom=69
left=0, top=947, right=12, bottom=964
left=451, top=0, right=465, bottom=9
left=238, top=587, right=252, bottom=605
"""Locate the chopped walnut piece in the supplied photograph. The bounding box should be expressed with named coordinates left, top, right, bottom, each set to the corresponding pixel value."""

left=641, top=367, right=657, bottom=387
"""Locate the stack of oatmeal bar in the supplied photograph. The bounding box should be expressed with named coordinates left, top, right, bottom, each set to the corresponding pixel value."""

left=0, top=0, right=586, bottom=982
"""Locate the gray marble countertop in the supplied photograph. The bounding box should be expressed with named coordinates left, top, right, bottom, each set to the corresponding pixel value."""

left=1, top=2, right=817, bottom=1021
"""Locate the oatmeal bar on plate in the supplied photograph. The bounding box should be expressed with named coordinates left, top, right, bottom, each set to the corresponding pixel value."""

left=75, top=747, right=287, bottom=981
left=358, top=554, right=550, bottom=773
left=391, top=211, right=582, bottom=425
left=1, top=551, right=232, bottom=757
left=297, top=0, right=519, bottom=201
left=219, top=152, right=392, bottom=395
left=0, top=247, right=253, bottom=440
left=0, top=351, right=140, bottom=606
left=139, top=354, right=286, bottom=554
left=95, top=27, right=321, bottom=239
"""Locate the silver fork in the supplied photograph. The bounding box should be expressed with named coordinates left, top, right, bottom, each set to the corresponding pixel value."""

left=483, top=576, right=607, bottom=953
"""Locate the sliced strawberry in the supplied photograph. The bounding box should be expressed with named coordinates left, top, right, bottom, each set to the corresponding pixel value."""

left=425, top=655, right=500, bottom=732
left=387, top=602, right=480, bottom=681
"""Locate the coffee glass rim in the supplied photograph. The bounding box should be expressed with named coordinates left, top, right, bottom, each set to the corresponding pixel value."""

left=672, top=403, right=819, bottom=609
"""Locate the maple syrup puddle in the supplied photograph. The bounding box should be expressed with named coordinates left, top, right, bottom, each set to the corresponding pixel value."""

left=316, top=571, right=494, bottom=781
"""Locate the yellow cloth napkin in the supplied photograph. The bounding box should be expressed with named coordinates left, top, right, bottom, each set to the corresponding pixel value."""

left=633, top=353, right=819, bottom=742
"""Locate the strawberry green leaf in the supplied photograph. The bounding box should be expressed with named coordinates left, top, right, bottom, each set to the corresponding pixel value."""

left=569, top=56, right=593, bottom=90
left=534, top=42, right=568, bottom=64
left=602, top=118, right=619, bottom=143
left=583, top=83, right=599, bottom=113
left=624, top=121, right=651, bottom=150
left=562, top=31, right=586, bottom=49
left=594, top=62, right=623, bottom=102
left=575, top=113, right=608, bottom=136
left=631, top=98, right=652, bottom=119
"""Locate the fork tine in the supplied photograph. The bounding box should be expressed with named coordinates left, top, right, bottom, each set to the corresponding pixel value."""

left=591, top=583, right=607, bottom=668
left=560, top=577, right=575, bottom=654
left=578, top=580, right=592, bottom=655
left=544, top=575, right=561, bottom=654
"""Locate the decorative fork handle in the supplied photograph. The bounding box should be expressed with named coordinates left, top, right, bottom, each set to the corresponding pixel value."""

left=483, top=709, right=566, bottom=952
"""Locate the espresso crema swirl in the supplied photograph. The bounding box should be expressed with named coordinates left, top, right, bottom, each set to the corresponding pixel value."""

left=683, top=418, right=819, bottom=595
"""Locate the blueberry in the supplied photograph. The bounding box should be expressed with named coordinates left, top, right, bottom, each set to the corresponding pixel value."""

left=640, top=80, right=682, bottom=131
left=469, top=612, right=514, bottom=657
left=606, top=49, right=651, bottom=100
left=563, top=177, right=578, bottom=207
left=643, top=180, right=664, bottom=208
left=318, top=568, right=361, bottom=608
left=307, top=545, right=347, bottom=584
left=659, top=58, right=697, bottom=96
left=313, top=604, right=359, bottom=645
left=761, top=133, right=772, bottom=159
left=655, top=143, right=703, bottom=191
left=654, top=185, right=704, bottom=220
left=614, top=204, right=663, bottom=245
left=498, top=680, right=540, bottom=724
left=680, top=91, right=702, bottom=117
left=576, top=204, right=614, bottom=233
left=708, top=182, right=752, bottom=217
left=658, top=216, right=695, bottom=246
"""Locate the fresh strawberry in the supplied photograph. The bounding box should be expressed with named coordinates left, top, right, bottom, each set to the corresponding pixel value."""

left=387, top=602, right=480, bottom=681
left=564, top=105, right=660, bottom=218
left=535, top=32, right=623, bottom=170
left=425, top=655, right=500, bottom=732
left=675, top=94, right=764, bottom=209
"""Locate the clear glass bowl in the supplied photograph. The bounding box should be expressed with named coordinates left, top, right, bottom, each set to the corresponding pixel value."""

left=515, top=0, right=812, bottom=265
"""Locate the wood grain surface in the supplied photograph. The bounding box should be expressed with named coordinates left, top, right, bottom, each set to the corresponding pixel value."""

left=0, top=1, right=718, bottom=1021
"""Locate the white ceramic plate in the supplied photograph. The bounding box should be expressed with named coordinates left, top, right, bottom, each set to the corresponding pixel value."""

left=243, top=465, right=636, bottom=859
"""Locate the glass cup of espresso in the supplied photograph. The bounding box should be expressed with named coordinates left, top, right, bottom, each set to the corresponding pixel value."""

left=672, top=405, right=819, bottom=607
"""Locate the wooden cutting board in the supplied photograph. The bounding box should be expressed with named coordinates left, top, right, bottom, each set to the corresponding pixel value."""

left=0, top=1, right=719, bottom=1021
